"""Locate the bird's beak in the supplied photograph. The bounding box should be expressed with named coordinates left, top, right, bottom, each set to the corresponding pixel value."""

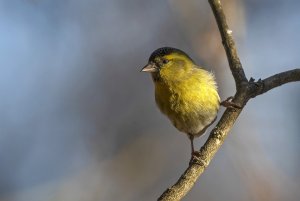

left=141, top=62, right=158, bottom=73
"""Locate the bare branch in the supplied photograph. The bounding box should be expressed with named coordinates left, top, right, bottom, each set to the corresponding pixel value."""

left=251, top=69, right=300, bottom=98
left=208, top=0, right=248, bottom=88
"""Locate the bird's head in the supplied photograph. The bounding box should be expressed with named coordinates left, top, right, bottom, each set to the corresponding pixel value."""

left=141, top=47, right=195, bottom=82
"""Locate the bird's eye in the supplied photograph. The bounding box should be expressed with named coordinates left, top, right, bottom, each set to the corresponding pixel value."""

left=162, top=59, right=169, bottom=64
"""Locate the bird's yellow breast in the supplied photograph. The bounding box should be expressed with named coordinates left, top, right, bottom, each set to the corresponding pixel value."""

left=154, top=68, right=220, bottom=135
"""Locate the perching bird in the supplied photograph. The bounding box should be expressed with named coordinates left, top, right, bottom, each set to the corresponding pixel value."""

left=141, top=47, right=220, bottom=155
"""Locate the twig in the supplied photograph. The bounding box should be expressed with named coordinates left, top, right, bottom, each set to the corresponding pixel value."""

left=250, top=69, right=300, bottom=98
left=157, top=1, right=300, bottom=201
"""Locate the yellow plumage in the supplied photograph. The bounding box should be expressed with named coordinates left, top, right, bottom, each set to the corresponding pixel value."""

left=141, top=47, right=220, bottom=153
left=155, top=66, right=219, bottom=135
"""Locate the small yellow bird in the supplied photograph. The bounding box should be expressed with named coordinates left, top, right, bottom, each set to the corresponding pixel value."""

left=141, top=47, right=220, bottom=155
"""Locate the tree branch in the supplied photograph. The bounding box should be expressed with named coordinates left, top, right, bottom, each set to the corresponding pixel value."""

left=250, top=69, right=300, bottom=98
left=157, top=1, right=300, bottom=200
left=208, top=0, right=248, bottom=88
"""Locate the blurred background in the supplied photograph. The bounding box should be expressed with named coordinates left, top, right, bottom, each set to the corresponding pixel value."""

left=0, top=0, right=299, bottom=200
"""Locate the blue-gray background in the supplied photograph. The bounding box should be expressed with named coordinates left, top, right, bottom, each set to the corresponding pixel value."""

left=0, top=0, right=299, bottom=200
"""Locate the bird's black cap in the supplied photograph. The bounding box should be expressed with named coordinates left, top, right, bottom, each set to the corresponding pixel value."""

left=148, top=47, right=192, bottom=62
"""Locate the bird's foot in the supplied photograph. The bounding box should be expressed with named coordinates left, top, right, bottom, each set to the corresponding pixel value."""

left=189, top=151, right=208, bottom=167
left=220, top=96, right=242, bottom=109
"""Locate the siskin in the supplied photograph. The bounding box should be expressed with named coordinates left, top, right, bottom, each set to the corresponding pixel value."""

left=141, top=47, right=221, bottom=155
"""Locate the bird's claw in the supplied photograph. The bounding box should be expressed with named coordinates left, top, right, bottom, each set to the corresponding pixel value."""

left=189, top=151, right=208, bottom=167
left=220, top=96, right=242, bottom=109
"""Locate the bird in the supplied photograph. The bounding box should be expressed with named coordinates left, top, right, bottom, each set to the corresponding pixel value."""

left=141, top=47, right=221, bottom=156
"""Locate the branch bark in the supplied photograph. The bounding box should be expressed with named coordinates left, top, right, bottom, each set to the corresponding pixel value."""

left=208, top=0, right=248, bottom=89
left=157, top=1, right=300, bottom=201
left=250, top=69, right=300, bottom=98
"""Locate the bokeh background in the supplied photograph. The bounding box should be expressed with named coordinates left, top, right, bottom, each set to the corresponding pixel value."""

left=0, top=0, right=299, bottom=200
